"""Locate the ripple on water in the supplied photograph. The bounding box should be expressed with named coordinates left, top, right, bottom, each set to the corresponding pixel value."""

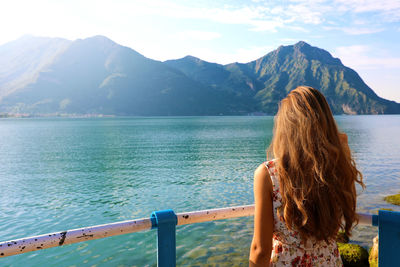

left=0, top=115, right=399, bottom=265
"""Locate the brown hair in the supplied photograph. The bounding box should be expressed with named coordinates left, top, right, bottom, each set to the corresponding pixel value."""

left=268, top=86, right=364, bottom=241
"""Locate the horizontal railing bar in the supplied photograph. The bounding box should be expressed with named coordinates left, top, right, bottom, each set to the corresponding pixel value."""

left=176, top=205, right=373, bottom=227
left=177, top=204, right=255, bottom=226
left=358, top=212, right=373, bottom=226
left=0, top=204, right=374, bottom=258
left=0, top=217, right=152, bottom=258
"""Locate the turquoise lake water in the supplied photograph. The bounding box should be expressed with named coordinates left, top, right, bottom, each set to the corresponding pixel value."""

left=1, top=115, right=399, bottom=266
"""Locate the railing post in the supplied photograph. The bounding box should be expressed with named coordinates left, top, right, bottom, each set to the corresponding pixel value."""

left=151, top=209, right=177, bottom=267
left=378, top=210, right=400, bottom=267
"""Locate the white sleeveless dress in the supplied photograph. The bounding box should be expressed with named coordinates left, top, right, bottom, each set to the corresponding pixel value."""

left=264, top=160, right=343, bottom=267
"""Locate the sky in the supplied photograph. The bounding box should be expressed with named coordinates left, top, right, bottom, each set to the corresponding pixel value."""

left=1, top=0, right=399, bottom=102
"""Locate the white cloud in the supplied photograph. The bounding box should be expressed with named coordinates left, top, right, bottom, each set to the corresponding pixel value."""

left=334, top=0, right=400, bottom=22
left=334, top=44, right=400, bottom=102
left=172, top=31, right=221, bottom=41
left=353, top=19, right=368, bottom=25
left=96, top=1, right=326, bottom=32
left=1, top=0, right=396, bottom=46
left=248, top=20, right=284, bottom=32
left=334, top=45, right=400, bottom=70
left=286, top=4, right=325, bottom=24
left=323, top=26, right=384, bottom=35
left=335, top=0, right=400, bottom=13
left=231, top=45, right=276, bottom=63
left=341, top=27, right=384, bottom=35
left=280, top=38, right=300, bottom=43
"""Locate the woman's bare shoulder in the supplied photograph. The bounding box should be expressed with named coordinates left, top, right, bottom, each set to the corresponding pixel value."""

left=254, top=162, right=272, bottom=190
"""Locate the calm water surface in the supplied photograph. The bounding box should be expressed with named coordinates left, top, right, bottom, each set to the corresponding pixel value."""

left=0, top=116, right=399, bottom=266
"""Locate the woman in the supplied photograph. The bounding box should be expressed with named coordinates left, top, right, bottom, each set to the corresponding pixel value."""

left=249, top=86, right=364, bottom=266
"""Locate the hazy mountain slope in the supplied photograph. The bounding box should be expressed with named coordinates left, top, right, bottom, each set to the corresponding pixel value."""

left=0, top=36, right=247, bottom=115
left=0, top=36, right=399, bottom=115
left=165, top=56, right=230, bottom=86
left=165, top=56, right=262, bottom=98
left=0, top=35, right=70, bottom=101
left=164, top=56, right=258, bottom=108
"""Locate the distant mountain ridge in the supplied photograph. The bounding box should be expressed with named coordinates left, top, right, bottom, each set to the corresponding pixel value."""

left=0, top=35, right=399, bottom=115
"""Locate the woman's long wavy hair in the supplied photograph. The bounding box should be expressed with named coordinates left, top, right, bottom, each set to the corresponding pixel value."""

left=268, top=86, right=364, bottom=242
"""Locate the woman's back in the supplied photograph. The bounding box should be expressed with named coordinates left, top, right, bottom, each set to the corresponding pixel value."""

left=265, top=160, right=342, bottom=266
left=249, top=86, right=364, bottom=267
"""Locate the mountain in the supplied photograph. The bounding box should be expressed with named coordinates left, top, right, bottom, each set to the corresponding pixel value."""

left=247, top=41, right=399, bottom=114
left=0, top=35, right=247, bottom=115
left=0, top=35, right=71, bottom=101
left=0, top=36, right=399, bottom=115
left=166, top=41, right=400, bottom=114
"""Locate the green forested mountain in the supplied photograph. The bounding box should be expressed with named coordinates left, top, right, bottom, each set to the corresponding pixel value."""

left=247, top=41, right=399, bottom=114
left=166, top=41, right=400, bottom=114
left=0, top=36, right=399, bottom=115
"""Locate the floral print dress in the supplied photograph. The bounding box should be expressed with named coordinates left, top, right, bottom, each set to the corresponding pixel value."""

left=264, top=160, right=343, bottom=267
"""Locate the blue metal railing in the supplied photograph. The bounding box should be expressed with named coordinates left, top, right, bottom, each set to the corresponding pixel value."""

left=377, top=210, right=400, bottom=266
left=0, top=205, right=399, bottom=266
left=151, top=209, right=177, bottom=267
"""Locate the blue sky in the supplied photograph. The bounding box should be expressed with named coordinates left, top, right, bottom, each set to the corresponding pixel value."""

left=1, top=0, right=399, bottom=101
